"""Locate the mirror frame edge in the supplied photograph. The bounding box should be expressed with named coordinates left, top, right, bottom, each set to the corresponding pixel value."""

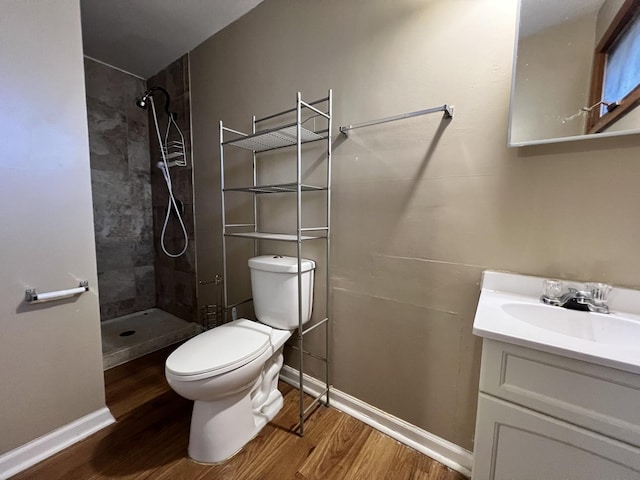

left=507, top=0, right=522, bottom=148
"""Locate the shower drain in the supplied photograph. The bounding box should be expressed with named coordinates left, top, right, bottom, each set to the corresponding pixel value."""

left=119, top=330, right=136, bottom=337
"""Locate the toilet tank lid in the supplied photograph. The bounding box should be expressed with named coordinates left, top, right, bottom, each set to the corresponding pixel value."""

left=249, top=255, right=315, bottom=273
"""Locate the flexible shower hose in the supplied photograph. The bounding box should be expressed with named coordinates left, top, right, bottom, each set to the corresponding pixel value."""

left=149, top=97, right=189, bottom=258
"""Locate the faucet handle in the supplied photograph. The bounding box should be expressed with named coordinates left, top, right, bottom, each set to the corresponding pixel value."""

left=541, top=279, right=564, bottom=305
left=542, top=279, right=564, bottom=298
left=586, top=282, right=612, bottom=306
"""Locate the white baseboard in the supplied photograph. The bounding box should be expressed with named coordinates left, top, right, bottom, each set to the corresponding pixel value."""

left=0, top=407, right=115, bottom=480
left=280, top=366, right=473, bottom=477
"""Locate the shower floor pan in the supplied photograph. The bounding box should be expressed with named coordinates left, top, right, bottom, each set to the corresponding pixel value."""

left=102, top=308, right=200, bottom=370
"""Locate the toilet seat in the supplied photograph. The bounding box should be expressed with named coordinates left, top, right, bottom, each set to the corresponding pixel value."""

left=166, top=319, right=272, bottom=380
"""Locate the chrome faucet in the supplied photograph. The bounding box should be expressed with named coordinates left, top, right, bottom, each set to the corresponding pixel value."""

left=541, top=287, right=610, bottom=314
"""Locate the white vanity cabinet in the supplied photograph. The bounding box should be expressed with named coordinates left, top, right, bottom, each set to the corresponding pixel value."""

left=472, top=339, right=640, bottom=480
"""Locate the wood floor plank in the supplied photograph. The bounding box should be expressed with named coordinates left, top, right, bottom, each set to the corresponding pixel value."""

left=295, top=413, right=372, bottom=480
left=199, top=390, right=338, bottom=480
left=10, top=346, right=469, bottom=480
left=428, top=462, right=469, bottom=480
left=87, top=395, right=191, bottom=479
left=239, top=402, right=341, bottom=479
left=10, top=428, right=103, bottom=480
left=104, top=348, right=174, bottom=420
left=145, top=457, right=212, bottom=480
left=341, top=429, right=411, bottom=480
left=383, top=445, right=434, bottom=480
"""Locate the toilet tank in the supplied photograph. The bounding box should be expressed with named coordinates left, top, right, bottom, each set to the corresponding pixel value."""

left=248, top=255, right=315, bottom=330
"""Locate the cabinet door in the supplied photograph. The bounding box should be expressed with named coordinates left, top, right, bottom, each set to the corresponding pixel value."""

left=479, top=339, right=640, bottom=447
left=473, top=394, right=640, bottom=480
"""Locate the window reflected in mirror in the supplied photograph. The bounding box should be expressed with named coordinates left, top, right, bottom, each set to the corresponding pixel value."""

left=587, top=0, right=640, bottom=133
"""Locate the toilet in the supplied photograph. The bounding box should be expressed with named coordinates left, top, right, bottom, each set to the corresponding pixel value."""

left=165, top=255, right=315, bottom=464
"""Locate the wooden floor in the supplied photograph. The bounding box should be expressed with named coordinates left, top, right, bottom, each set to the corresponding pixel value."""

left=13, top=347, right=468, bottom=480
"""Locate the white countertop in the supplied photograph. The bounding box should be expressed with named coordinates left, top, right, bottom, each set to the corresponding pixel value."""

left=473, top=271, right=640, bottom=375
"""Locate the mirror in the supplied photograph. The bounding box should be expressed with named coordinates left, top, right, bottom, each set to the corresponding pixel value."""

left=509, top=0, right=640, bottom=146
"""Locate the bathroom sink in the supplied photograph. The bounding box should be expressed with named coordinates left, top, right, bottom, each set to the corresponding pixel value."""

left=472, top=271, right=640, bottom=374
left=500, top=302, right=640, bottom=348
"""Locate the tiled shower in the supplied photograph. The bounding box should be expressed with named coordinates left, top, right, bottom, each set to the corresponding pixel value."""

left=84, top=56, right=198, bottom=368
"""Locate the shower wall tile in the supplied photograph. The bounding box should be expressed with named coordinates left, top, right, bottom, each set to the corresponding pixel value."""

left=180, top=130, right=192, bottom=169
left=128, top=138, right=152, bottom=172
left=92, top=184, right=135, bottom=243
left=88, top=131, right=128, bottom=174
left=95, top=242, right=134, bottom=273
left=85, top=58, right=144, bottom=113
left=126, top=102, right=149, bottom=140
left=94, top=211, right=134, bottom=243
left=170, top=227, right=190, bottom=257
left=86, top=98, right=126, bottom=133
left=157, top=55, right=188, bottom=100
left=135, top=265, right=156, bottom=302
left=153, top=206, right=174, bottom=256
left=130, top=212, right=151, bottom=244
left=151, top=169, right=169, bottom=207
left=173, top=242, right=195, bottom=274
left=85, top=58, right=155, bottom=321
left=98, top=269, right=137, bottom=304
left=156, top=266, right=175, bottom=305
left=148, top=54, right=197, bottom=323
left=174, top=271, right=194, bottom=302
left=101, top=299, right=137, bottom=321
left=130, top=171, right=152, bottom=211
left=168, top=93, right=190, bottom=139
left=91, top=169, right=131, bottom=204
left=134, top=235, right=155, bottom=268
left=171, top=167, right=193, bottom=201
left=176, top=203, right=195, bottom=242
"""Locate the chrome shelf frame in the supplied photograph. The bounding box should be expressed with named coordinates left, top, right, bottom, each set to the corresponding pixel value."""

left=219, top=90, right=332, bottom=437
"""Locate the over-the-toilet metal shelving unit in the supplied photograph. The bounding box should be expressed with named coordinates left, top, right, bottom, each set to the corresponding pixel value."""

left=219, top=90, right=332, bottom=436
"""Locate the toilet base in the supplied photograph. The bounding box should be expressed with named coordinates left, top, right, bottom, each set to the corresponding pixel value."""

left=186, top=349, right=286, bottom=464
left=188, top=390, right=256, bottom=464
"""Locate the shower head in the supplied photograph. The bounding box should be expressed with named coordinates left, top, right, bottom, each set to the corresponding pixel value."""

left=136, top=95, right=149, bottom=109
left=135, top=86, right=175, bottom=118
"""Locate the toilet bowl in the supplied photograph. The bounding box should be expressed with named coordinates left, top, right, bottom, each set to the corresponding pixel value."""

left=166, top=319, right=291, bottom=463
left=165, top=255, right=315, bottom=464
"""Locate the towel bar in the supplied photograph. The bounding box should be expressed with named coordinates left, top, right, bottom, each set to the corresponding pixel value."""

left=25, top=281, right=89, bottom=303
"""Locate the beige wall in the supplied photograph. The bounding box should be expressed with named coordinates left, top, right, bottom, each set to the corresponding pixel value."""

left=190, top=0, right=640, bottom=451
left=0, top=0, right=107, bottom=454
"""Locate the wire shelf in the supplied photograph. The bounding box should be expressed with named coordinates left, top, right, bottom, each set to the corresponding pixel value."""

left=223, top=231, right=326, bottom=242
left=224, top=183, right=327, bottom=194
left=224, top=125, right=328, bottom=152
